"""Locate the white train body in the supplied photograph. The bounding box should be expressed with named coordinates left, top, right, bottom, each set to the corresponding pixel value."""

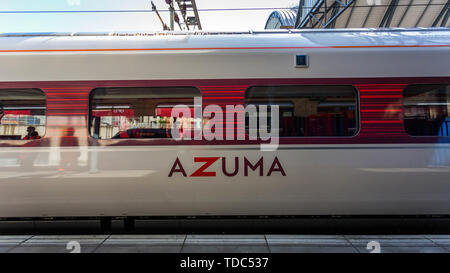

left=0, top=28, right=449, bottom=218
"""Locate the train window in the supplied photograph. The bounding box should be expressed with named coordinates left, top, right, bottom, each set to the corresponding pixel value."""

left=0, top=89, right=46, bottom=140
left=89, top=87, right=201, bottom=139
left=245, top=85, right=358, bottom=137
left=403, top=84, right=450, bottom=136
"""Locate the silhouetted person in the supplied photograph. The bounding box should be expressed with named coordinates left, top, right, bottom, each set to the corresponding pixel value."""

left=19, top=128, right=41, bottom=168
left=23, top=126, right=36, bottom=140
left=30, top=131, right=41, bottom=139
left=58, top=127, right=79, bottom=171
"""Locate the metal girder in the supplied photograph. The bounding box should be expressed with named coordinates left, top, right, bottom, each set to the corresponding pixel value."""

left=362, top=5, right=374, bottom=28
left=397, top=0, right=413, bottom=27
left=379, top=0, right=399, bottom=27
left=344, top=1, right=356, bottom=28
left=296, top=0, right=323, bottom=28
left=432, top=0, right=450, bottom=27
left=296, top=0, right=355, bottom=28
left=327, top=2, right=341, bottom=28
left=443, top=3, right=450, bottom=26
left=415, top=0, right=433, bottom=27
left=191, top=0, right=202, bottom=30
left=295, top=0, right=306, bottom=28
left=175, top=0, right=202, bottom=30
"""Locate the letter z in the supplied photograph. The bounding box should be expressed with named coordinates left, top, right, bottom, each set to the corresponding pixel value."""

left=190, top=157, right=220, bottom=177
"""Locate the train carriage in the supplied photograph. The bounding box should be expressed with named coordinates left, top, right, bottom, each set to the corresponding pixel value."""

left=0, top=28, right=449, bottom=218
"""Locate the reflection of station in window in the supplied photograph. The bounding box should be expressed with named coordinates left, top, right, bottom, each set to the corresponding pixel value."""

left=245, top=85, right=358, bottom=137
left=89, top=87, right=201, bottom=139
left=403, top=84, right=450, bottom=136
left=0, top=89, right=46, bottom=140
left=156, top=104, right=201, bottom=135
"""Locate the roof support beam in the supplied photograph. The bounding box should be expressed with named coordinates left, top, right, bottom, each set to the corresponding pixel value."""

left=295, top=0, right=306, bottom=28
left=327, top=2, right=342, bottom=28
left=362, top=6, right=374, bottom=28
left=323, top=1, right=354, bottom=28
left=432, top=0, right=450, bottom=27
left=415, top=0, right=433, bottom=27
left=397, top=0, right=413, bottom=27
left=297, top=0, right=324, bottom=28
left=310, top=3, right=338, bottom=28
left=443, top=3, right=450, bottom=26
left=344, top=1, right=356, bottom=28
left=297, top=0, right=355, bottom=29
left=379, top=0, right=399, bottom=27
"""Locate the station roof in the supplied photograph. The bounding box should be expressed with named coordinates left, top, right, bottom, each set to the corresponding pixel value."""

left=265, top=10, right=298, bottom=29
left=335, top=0, right=450, bottom=28
left=268, top=0, right=449, bottom=29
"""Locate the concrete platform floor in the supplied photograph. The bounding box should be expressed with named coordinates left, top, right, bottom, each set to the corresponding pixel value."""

left=0, top=234, right=449, bottom=253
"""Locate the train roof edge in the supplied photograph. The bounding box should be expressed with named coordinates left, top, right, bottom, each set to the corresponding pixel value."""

left=0, top=27, right=449, bottom=37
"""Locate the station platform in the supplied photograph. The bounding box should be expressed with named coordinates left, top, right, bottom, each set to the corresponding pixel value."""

left=1, top=234, right=449, bottom=253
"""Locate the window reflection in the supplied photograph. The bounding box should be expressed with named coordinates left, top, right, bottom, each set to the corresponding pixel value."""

left=0, top=89, right=46, bottom=140
left=404, top=84, right=450, bottom=136
left=89, top=87, right=201, bottom=139
left=245, top=85, right=358, bottom=137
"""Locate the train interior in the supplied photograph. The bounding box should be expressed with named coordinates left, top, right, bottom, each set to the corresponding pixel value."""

left=0, top=89, right=46, bottom=140
left=403, top=84, right=450, bottom=136
left=245, top=85, right=358, bottom=137
left=89, top=87, right=200, bottom=139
